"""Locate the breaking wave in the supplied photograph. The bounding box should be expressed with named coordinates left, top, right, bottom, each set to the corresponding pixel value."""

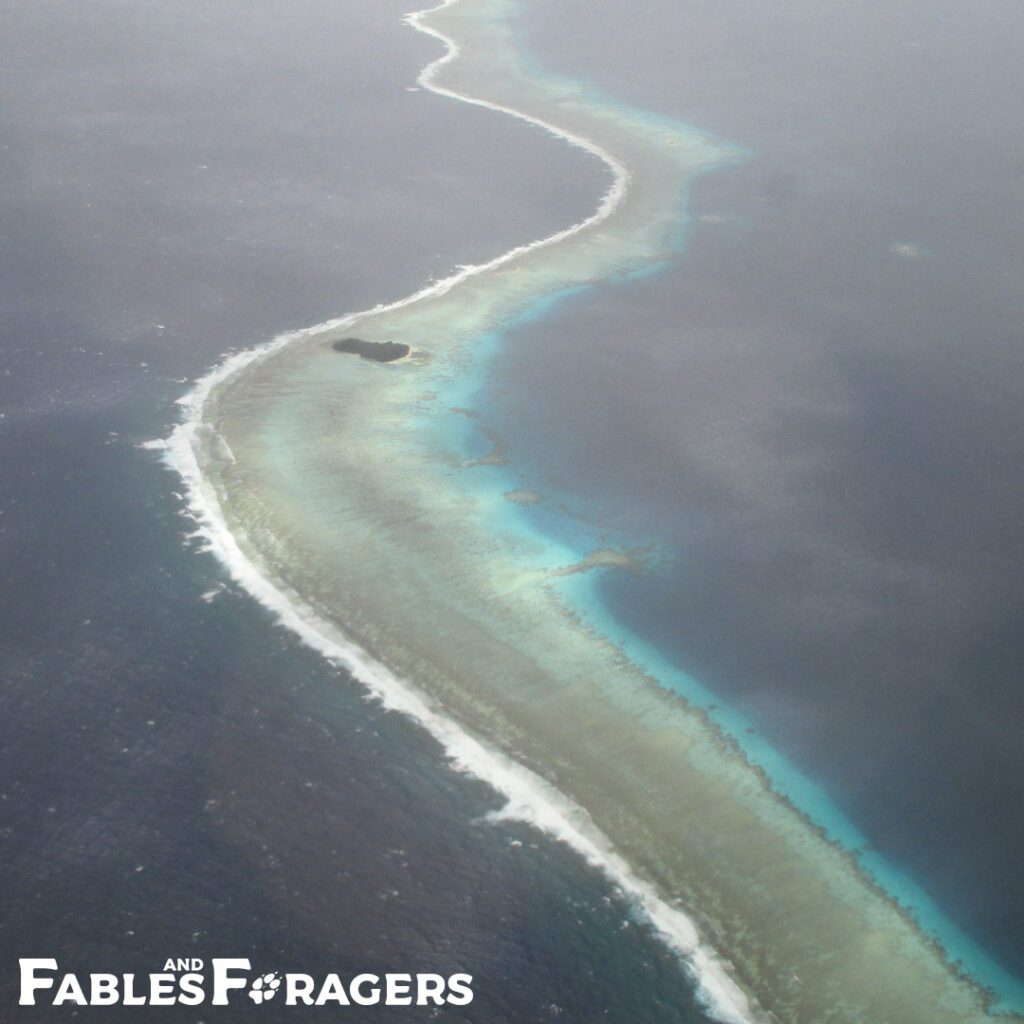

left=148, top=3, right=758, bottom=1022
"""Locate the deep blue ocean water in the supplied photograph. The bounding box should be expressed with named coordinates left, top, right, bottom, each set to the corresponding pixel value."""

left=5, top=0, right=1023, bottom=1017
left=476, top=0, right=1024, bottom=1000
left=0, top=1, right=721, bottom=1020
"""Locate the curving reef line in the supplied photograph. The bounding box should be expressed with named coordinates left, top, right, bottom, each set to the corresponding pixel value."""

left=150, top=2, right=1019, bottom=1022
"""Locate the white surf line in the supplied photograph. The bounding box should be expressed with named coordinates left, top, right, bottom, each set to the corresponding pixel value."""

left=149, top=3, right=757, bottom=1022
left=159, top=380, right=754, bottom=1024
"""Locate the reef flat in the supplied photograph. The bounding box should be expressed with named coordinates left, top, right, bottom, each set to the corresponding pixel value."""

left=168, top=1, right=1020, bottom=1021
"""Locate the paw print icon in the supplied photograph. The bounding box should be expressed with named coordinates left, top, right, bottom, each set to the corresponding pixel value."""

left=249, top=973, right=282, bottom=1004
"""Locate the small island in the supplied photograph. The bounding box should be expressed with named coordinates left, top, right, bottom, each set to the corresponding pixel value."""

left=331, top=337, right=410, bottom=363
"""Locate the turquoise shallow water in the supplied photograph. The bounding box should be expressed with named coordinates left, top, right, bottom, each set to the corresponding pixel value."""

left=431, top=272, right=1024, bottom=1013
left=516, top=0, right=1024, bottom=990
left=0, top=0, right=743, bottom=1020
left=410, top=25, right=1024, bottom=996
left=156, top=0, right=1024, bottom=1016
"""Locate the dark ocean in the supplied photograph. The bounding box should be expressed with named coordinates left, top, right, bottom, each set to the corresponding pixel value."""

left=0, top=1, right=720, bottom=1020
left=485, top=0, right=1024, bottom=994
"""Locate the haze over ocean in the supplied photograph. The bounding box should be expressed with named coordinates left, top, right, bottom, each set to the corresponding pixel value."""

left=0, top=1, right=720, bottom=1020
left=490, top=0, right=1024, bottom=985
left=1, top=0, right=1022, bottom=1020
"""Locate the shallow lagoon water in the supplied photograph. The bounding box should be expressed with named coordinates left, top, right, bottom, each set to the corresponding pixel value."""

left=462, top=270, right=1024, bottom=1013
left=0, top=0, right=739, bottom=1020
left=496, top=0, right=1024, bottom=994
left=170, top=1, right=1024, bottom=1020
